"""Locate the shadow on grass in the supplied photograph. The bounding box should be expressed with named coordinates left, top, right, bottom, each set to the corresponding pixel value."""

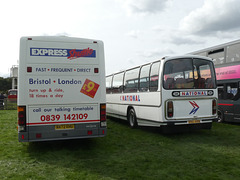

left=26, top=133, right=123, bottom=179
left=27, top=138, right=99, bottom=153
left=24, top=118, right=240, bottom=179
left=109, top=116, right=209, bottom=136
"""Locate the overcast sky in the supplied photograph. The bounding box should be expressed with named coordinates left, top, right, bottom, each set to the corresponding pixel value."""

left=1, top=0, right=240, bottom=77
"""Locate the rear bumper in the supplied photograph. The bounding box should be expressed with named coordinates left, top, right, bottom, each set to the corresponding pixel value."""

left=165, top=118, right=218, bottom=126
left=18, top=122, right=107, bottom=142
left=161, top=122, right=212, bottom=133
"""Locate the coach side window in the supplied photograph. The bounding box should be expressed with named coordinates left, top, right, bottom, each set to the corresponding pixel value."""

left=150, top=62, right=160, bottom=91
left=124, top=67, right=140, bottom=93
left=218, top=83, right=239, bottom=100
left=226, top=44, right=240, bottom=63
left=208, top=48, right=225, bottom=65
left=106, top=76, right=112, bottom=94
left=226, top=83, right=238, bottom=100
left=139, top=64, right=150, bottom=92
left=112, top=72, right=124, bottom=94
left=218, top=85, right=224, bottom=100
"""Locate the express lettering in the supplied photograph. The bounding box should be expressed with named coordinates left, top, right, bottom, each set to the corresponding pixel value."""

left=31, top=48, right=68, bottom=56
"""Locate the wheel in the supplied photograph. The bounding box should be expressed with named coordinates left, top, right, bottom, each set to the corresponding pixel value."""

left=217, top=109, right=224, bottom=123
left=128, top=108, right=138, bottom=128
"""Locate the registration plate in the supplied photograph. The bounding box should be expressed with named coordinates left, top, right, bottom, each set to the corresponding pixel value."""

left=55, top=124, right=74, bottom=130
left=188, top=120, right=200, bottom=124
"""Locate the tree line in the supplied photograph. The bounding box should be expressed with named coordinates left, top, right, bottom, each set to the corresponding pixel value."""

left=0, top=77, right=12, bottom=94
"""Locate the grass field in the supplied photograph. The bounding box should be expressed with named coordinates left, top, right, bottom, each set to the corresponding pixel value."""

left=1, top=110, right=240, bottom=179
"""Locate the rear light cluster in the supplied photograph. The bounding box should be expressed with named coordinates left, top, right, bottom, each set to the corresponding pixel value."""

left=167, top=101, right=173, bottom=118
left=100, top=104, right=107, bottom=127
left=18, top=106, right=26, bottom=132
left=212, top=99, right=217, bottom=115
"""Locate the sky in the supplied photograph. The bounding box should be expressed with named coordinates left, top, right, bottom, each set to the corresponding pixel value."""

left=1, top=0, right=240, bottom=77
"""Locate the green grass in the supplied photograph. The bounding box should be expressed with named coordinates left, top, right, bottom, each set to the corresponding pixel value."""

left=1, top=110, right=240, bottom=179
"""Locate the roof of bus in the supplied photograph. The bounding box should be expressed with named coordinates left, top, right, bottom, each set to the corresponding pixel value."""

left=164, top=55, right=212, bottom=61
left=188, top=39, right=240, bottom=55
left=20, top=36, right=103, bottom=44
left=106, top=55, right=212, bottom=76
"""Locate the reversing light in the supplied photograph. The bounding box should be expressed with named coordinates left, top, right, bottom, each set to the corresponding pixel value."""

left=167, top=101, right=174, bottom=118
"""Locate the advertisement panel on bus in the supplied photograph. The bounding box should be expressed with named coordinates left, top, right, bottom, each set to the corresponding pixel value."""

left=18, top=36, right=106, bottom=142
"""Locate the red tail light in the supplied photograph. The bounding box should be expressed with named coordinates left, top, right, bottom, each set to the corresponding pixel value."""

left=94, top=68, right=99, bottom=73
left=18, top=106, right=26, bottom=131
left=100, top=104, right=107, bottom=127
left=167, top=101, right=174, bottom=118
left=212, top=99, right=217, bottom=115
left=36, top=133, right=42, bottom=139
left=27, top=66, right=32, bottom=73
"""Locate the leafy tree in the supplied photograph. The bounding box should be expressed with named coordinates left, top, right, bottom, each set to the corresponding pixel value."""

left=0, top=77, right=12, bottom=94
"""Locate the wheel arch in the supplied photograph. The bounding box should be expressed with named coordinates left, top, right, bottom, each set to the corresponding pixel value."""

left=127, top=106, right=134, bottom=117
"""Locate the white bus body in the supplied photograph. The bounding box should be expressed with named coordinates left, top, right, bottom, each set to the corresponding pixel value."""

left=106, top=55, right=218, bottom=131
left=18, top=36, right=106, bottom=142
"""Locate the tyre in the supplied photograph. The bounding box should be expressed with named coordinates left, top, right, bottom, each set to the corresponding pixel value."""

left=217, top=109, right=224, bottom=123
left=128, top=108, right=138, bottom=128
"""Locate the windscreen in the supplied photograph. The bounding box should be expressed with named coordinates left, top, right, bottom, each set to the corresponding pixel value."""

left=163, top=58, right=216, bottom=89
